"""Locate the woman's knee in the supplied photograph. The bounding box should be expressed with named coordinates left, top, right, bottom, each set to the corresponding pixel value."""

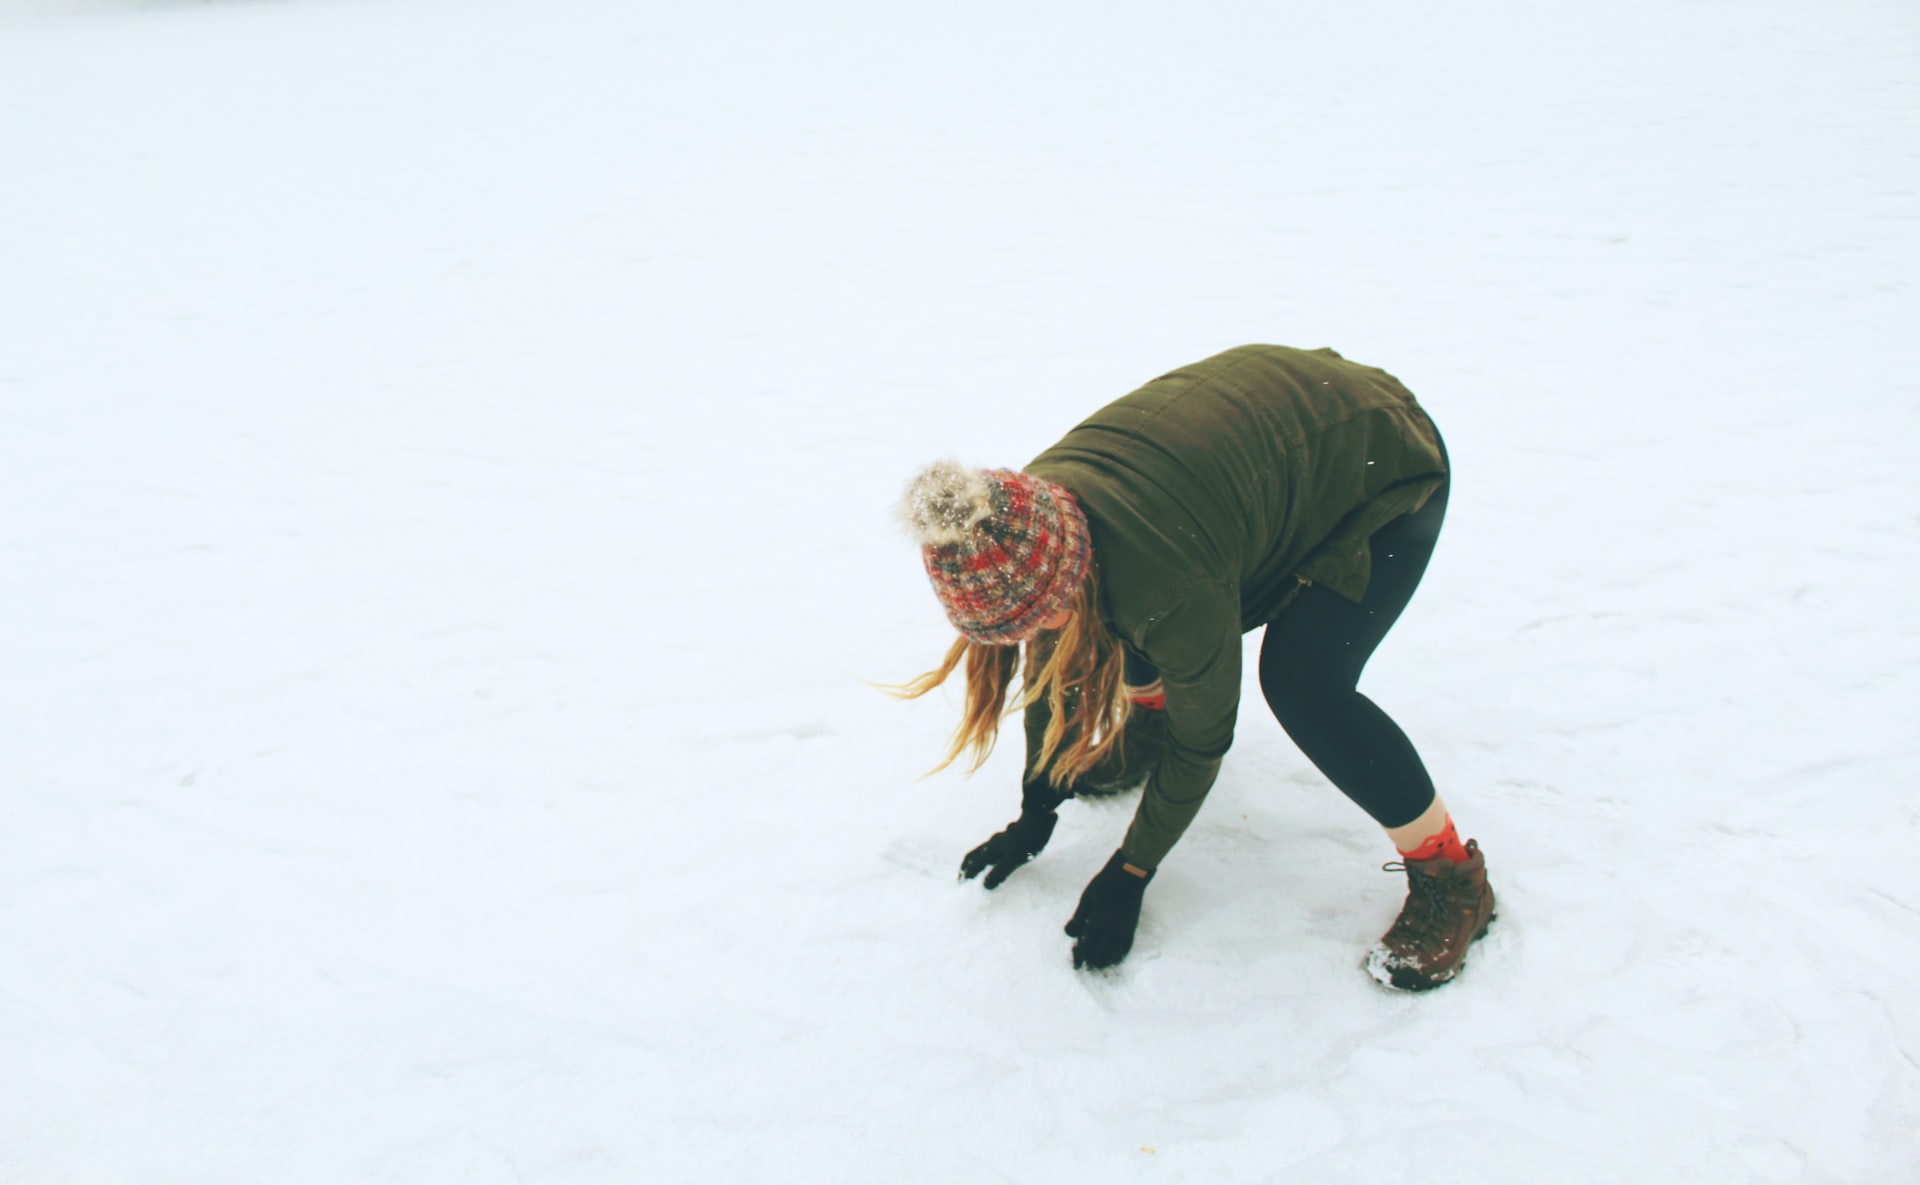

left=1259, top=671, right=1354, bottom=735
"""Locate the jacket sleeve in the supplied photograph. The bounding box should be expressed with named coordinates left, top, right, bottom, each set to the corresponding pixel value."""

left=1119, top=583, right=1241, bottom=868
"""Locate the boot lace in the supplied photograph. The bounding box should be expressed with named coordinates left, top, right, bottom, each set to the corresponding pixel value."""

left=1380, top=860, right=1449, bottom=951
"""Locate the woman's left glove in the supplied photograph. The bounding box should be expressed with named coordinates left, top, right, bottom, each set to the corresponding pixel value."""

left=1064, top=850, right=1154, bottom=970
left=959, top=809, right=1057, bottom=890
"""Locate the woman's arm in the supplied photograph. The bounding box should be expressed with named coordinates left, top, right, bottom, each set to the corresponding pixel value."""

left=1118, top=584, right=1242, bottom=869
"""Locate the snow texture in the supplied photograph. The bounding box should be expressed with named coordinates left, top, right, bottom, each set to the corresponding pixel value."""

left=3, top=0, right=1918, bottom=1182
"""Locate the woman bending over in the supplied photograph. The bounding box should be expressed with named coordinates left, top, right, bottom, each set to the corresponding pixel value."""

left=896, top=344, right=1496, bottom=990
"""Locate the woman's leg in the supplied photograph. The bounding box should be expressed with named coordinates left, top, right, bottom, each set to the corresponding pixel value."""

left=1256, top=479, right=1448, bottom=830
left=1258, top=472, right=1495, bottom=990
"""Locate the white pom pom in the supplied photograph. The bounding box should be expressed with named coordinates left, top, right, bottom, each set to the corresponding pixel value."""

left=899, top=461, right=993, bottom=546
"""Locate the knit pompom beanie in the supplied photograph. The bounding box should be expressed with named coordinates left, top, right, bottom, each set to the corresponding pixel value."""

left=900, top=461, right=1091, bottom=646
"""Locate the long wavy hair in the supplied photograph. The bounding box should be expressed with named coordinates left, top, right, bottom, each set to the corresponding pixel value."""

left=890, top=562, right=1131, bottom=788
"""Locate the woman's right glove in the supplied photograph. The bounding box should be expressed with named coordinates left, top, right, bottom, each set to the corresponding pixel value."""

left=1064, top=850, right=1154, bottom=970
left=958, top=780, right=1070, bottom=890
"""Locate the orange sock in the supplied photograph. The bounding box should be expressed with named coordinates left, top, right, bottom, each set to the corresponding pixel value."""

left=1125, top=680, right=1166, bottom=712
left=1397, top=815, right=1471, bottom=863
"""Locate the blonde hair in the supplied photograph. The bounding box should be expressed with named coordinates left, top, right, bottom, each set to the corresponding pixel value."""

left=890, top=565, right=1131, bottom=788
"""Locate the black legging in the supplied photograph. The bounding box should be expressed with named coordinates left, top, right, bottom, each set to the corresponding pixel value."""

left=1256, top=474, right=1449, bottom=830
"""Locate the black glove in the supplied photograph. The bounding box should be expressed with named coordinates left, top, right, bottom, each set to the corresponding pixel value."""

left=1064, top=850, right=1154, bottom=970
left=958, top=778, right=1072, bottom=889
left=956, top=775, right=1075, bottom=887
left=958, top=808, right=1057, bottom=889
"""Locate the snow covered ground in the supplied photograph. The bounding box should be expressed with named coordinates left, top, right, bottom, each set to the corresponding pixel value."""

left=4, top=0, right=1917, bottom=1181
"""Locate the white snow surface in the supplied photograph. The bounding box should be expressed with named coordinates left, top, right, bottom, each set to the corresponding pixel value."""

left=4, top=0, right=1918, bottom=1181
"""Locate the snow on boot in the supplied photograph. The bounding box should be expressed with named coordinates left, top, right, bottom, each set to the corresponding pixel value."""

left=1365, top=839, right=1496, bottom=991
left=1073, top=708, right=1167, bottom=797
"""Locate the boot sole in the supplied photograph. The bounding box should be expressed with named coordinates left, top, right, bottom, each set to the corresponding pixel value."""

left=1069, top=774, right=1148, bottom=799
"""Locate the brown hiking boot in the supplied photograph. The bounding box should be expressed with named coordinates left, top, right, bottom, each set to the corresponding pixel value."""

left=1073, top=709, right=1167, bottom=797
left=1365, top=839, right=1496, bottom=991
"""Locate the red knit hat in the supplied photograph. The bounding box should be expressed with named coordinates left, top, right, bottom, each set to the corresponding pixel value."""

left=900, top=461, right=1092, bottom=646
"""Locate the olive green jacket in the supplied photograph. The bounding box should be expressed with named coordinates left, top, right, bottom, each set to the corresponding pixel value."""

left=1024, top=345, right=1447, bottom=869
